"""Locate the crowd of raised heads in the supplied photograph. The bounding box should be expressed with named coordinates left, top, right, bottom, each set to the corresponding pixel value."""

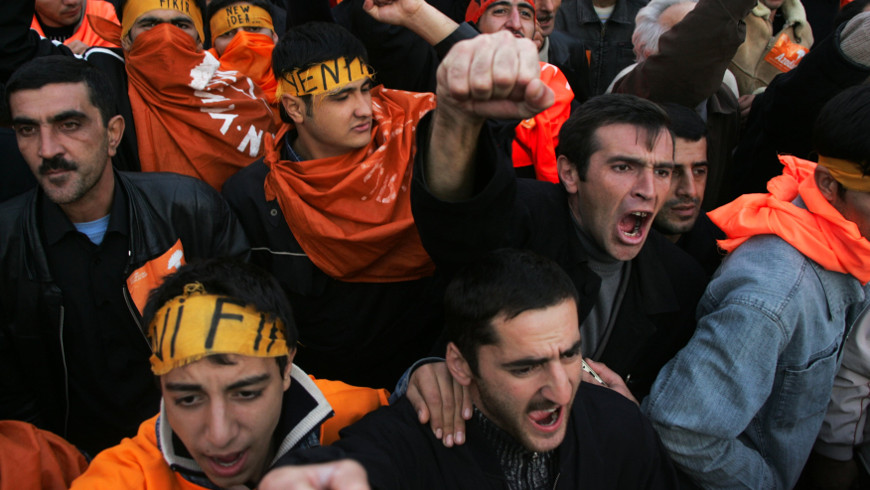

left=1, top=0, right=869, bottom=488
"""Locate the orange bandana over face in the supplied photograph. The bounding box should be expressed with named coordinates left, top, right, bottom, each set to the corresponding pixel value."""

left=263, top=86, right=436, bottom=282
left=709, top=155, right=870, bottom=284
left=209, top=30, right=277, bottom=105
left=125, top=24, right=276, bottom=190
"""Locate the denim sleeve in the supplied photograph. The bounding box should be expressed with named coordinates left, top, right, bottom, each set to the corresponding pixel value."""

left=643, top=297, right=786, bottom=489
left=390, top=357, right=444, bottom=404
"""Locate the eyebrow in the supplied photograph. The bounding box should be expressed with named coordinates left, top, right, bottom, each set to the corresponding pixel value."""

left=606, top=155, right=675, bottom=170
left=501, top=340, right=583, bottom=370
left=164, top=373, right=271, bottom=392
left=12, top=110, right=88, bottom=127
left=328, top=79, right=374, bottom=98
left=136, top=15, right=192, bottom=25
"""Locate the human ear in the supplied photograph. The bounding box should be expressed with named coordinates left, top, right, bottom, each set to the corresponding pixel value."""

left=557, top=155, right=579, bottom=194
left=815, top=165, right=841, bottom=205
left=446, top=343, right=473, bottom=387
left=282, top=352, right=294, bottom=391
left=106, top=115, right=125, bottom=158
left=281, top=95, right=306, bottom=125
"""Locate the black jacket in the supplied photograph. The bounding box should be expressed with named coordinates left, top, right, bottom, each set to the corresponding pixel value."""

left=411, top=115, right=707, bottom=400
left=0, top=171, right=249, bottom=450
left=222, top=160, right=446, bottom=389
left=547, top=30, right=592, bottom=104
left=279, top=383, right=679, bottom=489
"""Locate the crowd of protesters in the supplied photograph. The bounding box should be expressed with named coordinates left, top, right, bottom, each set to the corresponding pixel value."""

left=0, top=0, right=869, bottom=488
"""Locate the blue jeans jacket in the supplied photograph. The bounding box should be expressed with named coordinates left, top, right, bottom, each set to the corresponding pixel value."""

left=643, top=235, right=868, bottom=489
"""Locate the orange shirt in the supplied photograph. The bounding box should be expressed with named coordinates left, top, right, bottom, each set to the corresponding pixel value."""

left=30, top=0, right=121, bottom=49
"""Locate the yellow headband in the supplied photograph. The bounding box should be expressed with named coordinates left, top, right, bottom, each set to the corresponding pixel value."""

left=818, top=155, right=870, bottom=193
left=148, top=283, right=289, bottom=375
left=122, top=0, right=205, bottom=44
left=276, top=57, right=373, bottom=99
left=209, top=4, right=273, bottom=43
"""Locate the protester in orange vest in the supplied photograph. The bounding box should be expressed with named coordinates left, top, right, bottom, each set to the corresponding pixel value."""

left=31, top=0, right=120, bottom=53
left=70, top=259, right=389, bottom=490
left=363, top=0, right=574, bottom=183
left=206, top=0, right=279, bottom=104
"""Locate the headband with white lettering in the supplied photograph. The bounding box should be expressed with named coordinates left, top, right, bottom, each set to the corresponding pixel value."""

left=122, top=0, right=205, bottom=44
left=209, top=3, right=274, bottom=43
left=818, top=155, right=870, bottom=193
left=148, top=282, right=289, bottom=375
left=275, top=57, right=373, bottom=99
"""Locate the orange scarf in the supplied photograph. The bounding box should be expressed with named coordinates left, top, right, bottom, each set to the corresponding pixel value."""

left=264, top=86, right=436, bottom=283
left=512, top=62, right=573, bottom=183
left=125, top=24, right=276, bottom=190
left=208, top=31, right=277, bottom=105
left=709, top=155, right=870, bottom=284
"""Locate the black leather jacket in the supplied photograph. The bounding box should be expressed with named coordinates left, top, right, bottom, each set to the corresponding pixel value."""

left=0, top=171, right=249, bottom=447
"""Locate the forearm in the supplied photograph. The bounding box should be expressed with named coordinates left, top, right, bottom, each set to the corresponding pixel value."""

left=400, top=1, right=460, bottom=46
left=424, top=106, right=484, bottom=201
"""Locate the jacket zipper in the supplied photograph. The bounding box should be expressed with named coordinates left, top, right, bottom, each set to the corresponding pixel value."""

left=58, top=306, right=70, bottom=438
left=122, top=249, right=152, bottom=351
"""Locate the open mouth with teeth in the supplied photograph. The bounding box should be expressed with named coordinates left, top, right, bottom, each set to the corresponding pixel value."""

left=204, top=450, right=247, bottom=479
left=528, top=406, right=563, bottom=432
left=619, top=211, right=651, bottom=239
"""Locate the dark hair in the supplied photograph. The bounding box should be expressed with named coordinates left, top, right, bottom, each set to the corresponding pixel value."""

left=444, top=249, right=579, bottom=375
left=272, top=22, right=369, bottom=123
left=834, top=0, right=870, bottom=28
left=661, top=102, right=706, bottom=142
left=5, top=56, right=117, bottom=127
left=813, top=84, right=870, bottom=177
left=142, top=258, right=298, bottom=373
left=556, top=94, right=671, bottom=179
left=206, top=0, right=273, bottom=24
left=117, top=0, right=208, bottom=23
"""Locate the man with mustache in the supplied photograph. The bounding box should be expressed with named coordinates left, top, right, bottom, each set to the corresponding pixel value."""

left=0, top=55, right=248, bottom=456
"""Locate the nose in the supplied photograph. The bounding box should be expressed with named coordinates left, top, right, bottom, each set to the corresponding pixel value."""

left=205, top=400, right=237, bottom=448
left=539, top=0, right=555, bottom=12
left=37, top=128, right=64, bottom=160
left=505, top=7, right=522, bottom=30
left=675, top=172, right=697, bottom=199
left=632, top=168, right=655, bottom=201
left=353, top=91, right=373, bottom=119
left=542, top=362, right=574, bottom=406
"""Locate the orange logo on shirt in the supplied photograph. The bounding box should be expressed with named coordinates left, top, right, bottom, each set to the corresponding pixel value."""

left=764, top=33, right=807, bottom=73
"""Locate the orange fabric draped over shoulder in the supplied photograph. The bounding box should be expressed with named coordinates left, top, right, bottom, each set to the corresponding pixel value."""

left=125, top=24, right=276, bottom=190
left=264, top=86, right=436, bottom=283
left=0, top=421, right=87, bottom=490
left=512, top=62, right=574, bottom=183
left=709, top=155, right=870, bottom=284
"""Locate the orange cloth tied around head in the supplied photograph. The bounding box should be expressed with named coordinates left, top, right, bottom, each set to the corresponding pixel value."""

left=264, top=86, right=437, bottom=282
left=276, top=57, right=373, bottom=98
left=466, top=0, right=535, bottom=22
left=148, top=282, right=289, bottom=375
left=819, top=155, right=870, bottom=192
left=122, top=0, right=205, bottom=43
left=209, top=3, right=273, bottom=43
left=125, top=23, right=276, bottom=190
left=708, top=155, right=870, bottom=284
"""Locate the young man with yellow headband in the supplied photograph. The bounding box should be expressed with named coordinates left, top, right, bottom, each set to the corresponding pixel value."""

left=222, top=21, right=443, bottom=390
left=642, top=84, right=870, bottom=488
left=1, top=0, right=276, bottom=190
left=70, top=258, right=388, bottom=489
left=206, top=0, right=279, bottom=104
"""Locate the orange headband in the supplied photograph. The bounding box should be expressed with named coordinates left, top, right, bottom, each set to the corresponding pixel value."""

left=818, top=155, right=870, bottom=193
left=209, top=3, right=273, bottom=43
left=122, top=0, right=205, bottom=44
left=275, top=57, right=373, bottom=98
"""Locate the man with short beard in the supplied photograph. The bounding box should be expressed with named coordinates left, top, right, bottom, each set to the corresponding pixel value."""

left=0, top=56, right=248, bottom=456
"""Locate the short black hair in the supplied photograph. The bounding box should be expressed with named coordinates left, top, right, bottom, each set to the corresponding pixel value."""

left=142, top=258, right=299, bottom=354
left=813, top=84, right=870, bottom=177
left=444, top=249, right=579, bottom=375
left=661, top=102, right=706, bottom=142
left=116, top=0, right=207, bottom=23
left=272, top=21, right=369, bottom=123
left=206, top=0, right=273, bottom=24
left=5, top=56, right=117, bottom=127
left=556, top=94, right=671, bottom=179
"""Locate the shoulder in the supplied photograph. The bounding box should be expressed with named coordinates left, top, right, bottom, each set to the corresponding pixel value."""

left=222, top=159, right=268, bottom=200
left=121, top=171, right=225, bottom=204
left=569, top=383, right=660, bottom=454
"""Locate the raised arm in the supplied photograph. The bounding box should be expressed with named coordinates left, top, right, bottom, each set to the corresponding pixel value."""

left=362, top=0, right=459, bottom=46
left=424, top=31, right=553, bottom=201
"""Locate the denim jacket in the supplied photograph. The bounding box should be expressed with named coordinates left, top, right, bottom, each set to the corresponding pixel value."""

left=643, top=235, right=867, bottom=489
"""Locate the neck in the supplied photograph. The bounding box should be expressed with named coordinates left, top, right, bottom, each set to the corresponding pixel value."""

left=593, top=0, right=616, bottom=8
left=664, top=232, right=680, bottom=243
left=61, top=164, right=115, bottom=223
left=767, top=8, right=778, bottom=23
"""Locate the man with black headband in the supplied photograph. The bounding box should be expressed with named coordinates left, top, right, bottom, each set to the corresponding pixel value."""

left=0, top=56, right=249, bottom=455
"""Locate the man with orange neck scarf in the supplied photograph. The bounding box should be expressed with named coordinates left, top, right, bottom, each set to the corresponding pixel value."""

left=643, top=84, right=870, bottom=488
left=222, top=22, right=443, bottom=390
left=206, top=0, right=279, bottom=104
left=0, top=0, right=276, bottom=191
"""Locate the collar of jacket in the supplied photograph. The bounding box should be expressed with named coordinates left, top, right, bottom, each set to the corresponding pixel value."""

left=578, top=0, right=639, bottom=24
left=157, top=363, right=333, bottom=489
